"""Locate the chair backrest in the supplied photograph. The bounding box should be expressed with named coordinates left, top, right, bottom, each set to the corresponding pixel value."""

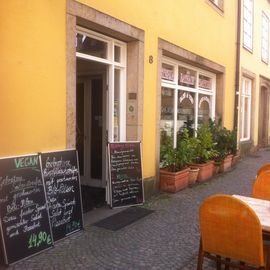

left=252, top=171, right=270, bottom=200
left=257, top=163, right=270, bottom=177
left=200, top=194, right=264, bottom=267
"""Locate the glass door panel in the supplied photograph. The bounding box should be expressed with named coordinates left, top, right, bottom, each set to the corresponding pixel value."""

left=113, top=69, right=120, bottom=141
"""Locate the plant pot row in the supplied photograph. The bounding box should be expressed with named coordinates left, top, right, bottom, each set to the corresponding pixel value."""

left=160, top=154, right=240, bottom=193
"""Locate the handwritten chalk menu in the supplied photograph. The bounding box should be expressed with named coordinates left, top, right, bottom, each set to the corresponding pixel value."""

left=41, top=150, right=83, bottom=242
left=0, top=154, right=53, bottom=265
left=108, top=142, right=144, bottom=208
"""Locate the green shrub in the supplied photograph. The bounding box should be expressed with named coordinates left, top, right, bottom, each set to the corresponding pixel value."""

left=208, top=119, right=237, bottom=161
left=193, top=123, right=218, bottom=164
left=160, top=128, right=197, bottom=172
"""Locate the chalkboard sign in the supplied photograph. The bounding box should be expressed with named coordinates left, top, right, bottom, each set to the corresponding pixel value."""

left=108, top=142, right=144, bottom=208
left=0, top=154, right=53, bottom=265
left=40, top=149, right=83, bottom=242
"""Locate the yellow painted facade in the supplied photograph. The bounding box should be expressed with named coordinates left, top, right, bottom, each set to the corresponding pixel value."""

left=0, top=1, right=238, bottom=182
left=0, top=0, right=67, bottom=156
left=238, top=0, right=270, bottom=150
left=78, top=0, right=237, bottom=177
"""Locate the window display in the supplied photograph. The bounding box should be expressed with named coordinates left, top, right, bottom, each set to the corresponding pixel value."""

left=160, top=59, right=216, bottom=145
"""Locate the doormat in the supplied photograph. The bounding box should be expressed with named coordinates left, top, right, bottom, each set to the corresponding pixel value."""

left=93, top=206, right=154, bottom=231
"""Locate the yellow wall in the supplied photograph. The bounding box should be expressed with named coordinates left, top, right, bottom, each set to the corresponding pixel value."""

left=78, top=0, right=237, bottom=178
left=0, top=0, right=66, bottom=156
left=240, top=0, right=270, bottom=145
left=0, top=0, right=237, bottom=179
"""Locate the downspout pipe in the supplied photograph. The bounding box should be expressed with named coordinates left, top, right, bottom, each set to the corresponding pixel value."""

left=234, top=0, right=241, bottom=130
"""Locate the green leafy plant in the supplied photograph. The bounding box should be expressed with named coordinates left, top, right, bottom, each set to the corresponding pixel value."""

left=227, top=129, right=237, bottom=155
left=193, top=123, right=218, bottom=164
left=208, top=119, right=237, bottom=161
left=160, top=128, right=196, bottom=172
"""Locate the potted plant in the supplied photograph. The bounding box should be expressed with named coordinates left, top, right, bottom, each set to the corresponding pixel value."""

left=227, top=129, right=240, bottom=167
left=209, top=119, right=234, bottom=173
left=193, top=123, right=218, bottom=182
left=187, top=135, right=200, bottom=185
left=159, top=128, right=194, bottom=192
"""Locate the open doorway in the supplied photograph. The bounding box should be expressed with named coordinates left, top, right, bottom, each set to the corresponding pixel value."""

left=76, top=58, right=107, bottom=212
left=258, top=86, right=269, bottom=147
left=75, top=28, right=127, bottom=212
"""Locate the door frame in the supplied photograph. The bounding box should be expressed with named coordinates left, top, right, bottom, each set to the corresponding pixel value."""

left=258, top=86, right=270, bottom=147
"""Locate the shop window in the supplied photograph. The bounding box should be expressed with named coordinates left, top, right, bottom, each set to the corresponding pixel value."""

left=178, top=66, right=196, bottom=88
left=160, top=87, right=175, bottom=141
left=243, top=0, right=253, bottom=51
left=261, top=12, right=269, bottom=64
left=240, top=77, right=252, bottom=141
left=114, top=45, right=121, bottom=62
left=177, top=91, right=195, bottom=134
left=199, top=75, right=212, bottom=90
left=162, top=63, right=175, bottom=82
left=198, top=94, right=211, bottom=125
left=160, top=59, right=216, bottom=146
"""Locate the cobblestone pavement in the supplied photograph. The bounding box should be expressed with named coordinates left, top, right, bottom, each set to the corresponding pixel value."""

left=2, top=148, right=270, bottom=270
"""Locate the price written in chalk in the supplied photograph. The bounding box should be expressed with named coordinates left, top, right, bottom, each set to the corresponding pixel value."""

left=66, top=220, right=81, bottom=234
left=28, top=231, right=52, bottom=249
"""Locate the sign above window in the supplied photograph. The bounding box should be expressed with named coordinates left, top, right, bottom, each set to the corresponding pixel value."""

left=179, top=67, right=196, bottom=88
left=199, top=75, right=212, bottom=90
left=162, top=63, right=174, bottom=81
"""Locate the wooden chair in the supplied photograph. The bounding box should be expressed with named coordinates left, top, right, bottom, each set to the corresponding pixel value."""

left=257, top=164, right=270, bottom=177
left=252, top=171, right=270, bottom=201
left=197, top=194, right=267, bottom=270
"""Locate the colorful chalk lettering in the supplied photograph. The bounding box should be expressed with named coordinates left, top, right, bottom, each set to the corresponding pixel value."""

left=28, top=231, right=52, bottom=249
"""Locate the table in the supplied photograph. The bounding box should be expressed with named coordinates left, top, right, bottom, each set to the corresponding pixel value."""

left=233, top=195, right=270, bottom=232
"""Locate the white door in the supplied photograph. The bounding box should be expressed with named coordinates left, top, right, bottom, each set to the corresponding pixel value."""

left=76, top=73, right=107, bottom=188
left=76, top=28, right=127, bottom=198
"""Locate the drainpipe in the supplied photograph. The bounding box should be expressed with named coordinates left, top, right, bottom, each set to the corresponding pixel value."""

left=234, top=0, right=241, bottom=131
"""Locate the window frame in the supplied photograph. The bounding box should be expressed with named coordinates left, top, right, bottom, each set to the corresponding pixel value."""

left=240, top=77, right=252, bottom=142
left=261, top=11, right=269, bottom=64
left=161, top=57, right=216, bottom=147
left=243, top=0, right=254, bottom=52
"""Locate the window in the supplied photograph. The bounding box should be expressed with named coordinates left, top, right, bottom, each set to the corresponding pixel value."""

left=243, top=0, right=253, bottom=51
left=262, top=12, right=269, bottom=64
left=240, top=78, right=252, bottom=141
left=209, top=0, right=224, bottom=11
left=160, top=58, right=216, bottom=146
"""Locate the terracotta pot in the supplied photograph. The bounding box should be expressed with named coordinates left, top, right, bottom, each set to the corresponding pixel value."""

left=159, top=167, right=190, bottom=193
left=220, top=154, right=233, bottom=172
left=213, top=162, right=221, bottom=175
left=195, top=161, right=214, bottom=182
left=232, top=154, right=240, bottom=167
left=188, top=167, right=200, bottom=185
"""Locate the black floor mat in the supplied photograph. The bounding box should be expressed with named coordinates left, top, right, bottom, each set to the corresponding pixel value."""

left=93, top=206, right=154, bottom=231
left=81, top=185, right=106, bottom=213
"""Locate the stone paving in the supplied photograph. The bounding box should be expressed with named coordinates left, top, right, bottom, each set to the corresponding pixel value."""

left=2, top=148, right=270, bottom=270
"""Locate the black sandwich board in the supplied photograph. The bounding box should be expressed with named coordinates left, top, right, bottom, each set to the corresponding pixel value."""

left=0, top=154, right=53, bottom=265
left=108, top=142, right=144, bottom=208
left=40, top=149, right=83, bottom=242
